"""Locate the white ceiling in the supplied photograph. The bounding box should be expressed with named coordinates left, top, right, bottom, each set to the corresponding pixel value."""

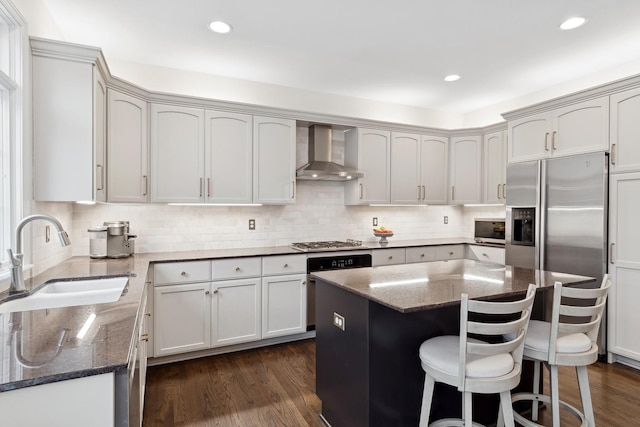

left=41, top=0, right=640, bottom=114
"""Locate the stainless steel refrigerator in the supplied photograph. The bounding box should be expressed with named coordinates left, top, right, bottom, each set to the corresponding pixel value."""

left=505, top=151, right=608, bottom=354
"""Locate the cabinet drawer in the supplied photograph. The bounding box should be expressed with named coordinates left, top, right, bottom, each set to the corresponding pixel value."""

left=212, top=257, right=262, bottom=280
left=262, top=254, right=306, bottom=276
left=466, top=245, right=505, bottom=265
left=154, top=261, right=212, bottom=285
left=406, top=246, right=438, bottom=263
left=372, top=248, right=406, bottom=266
left=436, top=245, right=464, bottom=260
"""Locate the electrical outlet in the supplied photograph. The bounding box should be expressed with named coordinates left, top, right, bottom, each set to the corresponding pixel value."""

left=373, top=217, right=378, bottom=227
left=333, top=312, right=345, bottom=331
left=444, top=216, right=449, bottom=224
left=249, top=219, right=255, bottom=230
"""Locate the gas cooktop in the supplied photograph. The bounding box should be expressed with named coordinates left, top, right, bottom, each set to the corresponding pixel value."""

left=291, top=240, right=364, bottom=252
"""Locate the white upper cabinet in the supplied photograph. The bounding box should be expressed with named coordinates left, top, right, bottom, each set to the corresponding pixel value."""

left=32, top=39, right=107, bottom=202
left=390, top=133, right=448, bottom=205
left=253, top=116, right=296, bottom=204
left=508, top=97, right=609, bottom=163
left=205, top=111, right=253, bottom=204
left=150, top=104, right=205, bottom=203
left=610, top=87, right=640, bottom=174
left=449, top=135, right=482, bottom=204
left=421, top=136, right=449, bottom=204
left=107, top=89, right=149, bottom=203
left=483, top=130, right=507, bottom=204
left=345, top=128, right=391, bottom=205
left=390, top=132, right=421, bottom=204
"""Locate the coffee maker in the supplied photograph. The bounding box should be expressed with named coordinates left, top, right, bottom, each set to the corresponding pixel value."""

left=89, top=221, right=136, bottom=258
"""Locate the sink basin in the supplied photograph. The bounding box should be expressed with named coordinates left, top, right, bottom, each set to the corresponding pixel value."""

left=0, top=276, right=129, bottom=314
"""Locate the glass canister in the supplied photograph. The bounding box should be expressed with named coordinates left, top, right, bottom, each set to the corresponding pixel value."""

left=88, top=226, right=108, bottom=258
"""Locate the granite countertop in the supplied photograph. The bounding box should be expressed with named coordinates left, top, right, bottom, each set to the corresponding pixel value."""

left=311, top=259, right=595, bottom=313
left=0, top=239, right=502, bottom=393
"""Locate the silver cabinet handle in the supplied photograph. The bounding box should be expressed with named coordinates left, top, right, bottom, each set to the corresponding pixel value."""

left=235, top=267, right=240, bottom=272
left=420, top=254, right=425, bottom=258
left=417, top=185, right=421, bottom=200
left=502, top=183, right=506, bottom=199
left=205, top=290, right=210, bottom=295
left=611, top=143, right=616, bottom=165
left=388, top=256, right=393, bottom=260
left=359, top=183, right=363, bottom=199
left=291, top=181, right=295, bottom=199
left=544, top=132, right=550, bottom=151
left=610, top=243, right=615, bottom=264
left=497, top=184, right=501, bottom=199
left=96, top=164, right=104, bottom=190
left=302, top=281, right=306, bottom=286
left=451, top=186, right=455, bottom=200
left=200, top=177, right=203, bottom=197
left=143, top=175, right=148, bottom=196
left=422, top=185, right=426, bottom=200
left=207, top=178, right=211, bottom=197
left=552, top=131, right=557, bottom=151
left=213, top=289, right=219, bottom=294
left=181, top=271, right=187, bottom=276
left=284, top=263, right=289, bottom=268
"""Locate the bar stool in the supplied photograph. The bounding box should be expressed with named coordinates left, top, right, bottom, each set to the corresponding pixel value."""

left=501, top=275, right=611, bottom=427
left=418, top=284, right=537, bottom=427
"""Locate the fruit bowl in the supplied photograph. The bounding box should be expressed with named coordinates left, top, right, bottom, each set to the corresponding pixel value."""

left=374, top=231, right=394, bottom=244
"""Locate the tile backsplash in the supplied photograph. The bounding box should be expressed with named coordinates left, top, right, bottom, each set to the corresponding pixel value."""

left=33, top=182, right=504, bottom=275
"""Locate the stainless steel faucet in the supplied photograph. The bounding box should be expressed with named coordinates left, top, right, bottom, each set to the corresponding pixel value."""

left=6, top=214, right=71, bottom=294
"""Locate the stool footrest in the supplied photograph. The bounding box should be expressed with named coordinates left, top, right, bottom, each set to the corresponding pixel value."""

left=510, top=392, right=589, bottom=427
left=429, top=418, right=485, bottom=427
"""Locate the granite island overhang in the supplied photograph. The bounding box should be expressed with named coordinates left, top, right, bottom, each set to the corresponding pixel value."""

left=312, top=259, right=595, bottom=427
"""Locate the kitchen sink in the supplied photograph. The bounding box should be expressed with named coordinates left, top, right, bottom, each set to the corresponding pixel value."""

left=0, top=276, right=129, bottom=314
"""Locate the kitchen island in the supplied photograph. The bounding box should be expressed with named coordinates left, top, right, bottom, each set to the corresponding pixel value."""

left=313, top=259, right=595, bottom=427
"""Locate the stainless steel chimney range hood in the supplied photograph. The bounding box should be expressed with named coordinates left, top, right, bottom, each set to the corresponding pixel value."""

left=296, top=125, right=364, bottom=181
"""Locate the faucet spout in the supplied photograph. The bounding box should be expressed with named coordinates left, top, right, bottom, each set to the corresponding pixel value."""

left=8, top=214, right=71, bottom=294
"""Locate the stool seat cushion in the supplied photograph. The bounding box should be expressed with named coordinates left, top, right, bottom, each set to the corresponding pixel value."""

left=419, top=335, right=515, bottom=378
left=523, top=320, right=592, bottom=354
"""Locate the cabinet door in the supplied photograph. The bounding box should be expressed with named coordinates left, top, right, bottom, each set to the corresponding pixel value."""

left=211, top=278, right=261, bottom=347
left=421, top=136, right=448, bottom=204
left=205, top=111, right=253, bottom=204
left=94, top=71, right=107, bottom=202
left=344, top=128, right=391, bottom=204
left=483, top=131, right=506, bottom=204
left=449, top=136, right=482, bottom=204
left=508, top=112, right=551, bottom=163
left=262, top=274, right=307, bottom=338
left=253, top=116, right=296, bottom=204
left=107, top=90, right=149, bottom=203
left=154, top=283, right=211, bottom=357
left=150, top=104, right=205, bottom=203
left=610, top=88, right=640, bottom=173
left=608, top=173, right=640, bottom=361
left=553, top=97, right=609, bottom=157
left=390, top=132, right=421, bottom=204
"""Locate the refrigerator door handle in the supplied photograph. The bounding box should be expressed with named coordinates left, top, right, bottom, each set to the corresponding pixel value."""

left=538, top=160, right=545, bottom=270
left=610, top=243, right=615, bottom=264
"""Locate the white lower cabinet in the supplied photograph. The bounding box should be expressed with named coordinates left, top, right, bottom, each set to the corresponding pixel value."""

left=436, top=244, right=464, bottom=260
left=262, top=274, right=307, bottom=338
left=211, top=278, right=261, bottom=347
left=153, top=282, right=211, bottom=357
left=465, top=245, right=505, bottom=265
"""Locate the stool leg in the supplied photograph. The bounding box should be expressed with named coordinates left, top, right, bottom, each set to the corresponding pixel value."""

left=419, top=374, right=435, bottom=427
left=464, top=391, right=473, bottom=427
left=532, top=360, right=541, bottom=421
left=549, top=364, right=560, bottom=427
left=576, top=365, right=595, bottom=427
left=499, top=391, right=515, bottom=427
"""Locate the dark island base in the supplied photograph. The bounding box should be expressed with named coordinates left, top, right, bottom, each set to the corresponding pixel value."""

left=316, top=280, right=543, bottom=427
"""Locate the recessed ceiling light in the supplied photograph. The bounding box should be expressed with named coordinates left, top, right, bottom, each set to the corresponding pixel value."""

left=209, top=21, right=232, bottom=34
left=560, top=17, right=587, bottom=30
left=444, top=74, right=460, bottom=82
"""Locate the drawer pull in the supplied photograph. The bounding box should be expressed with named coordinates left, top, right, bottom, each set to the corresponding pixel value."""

left=482, top=253, right=488, bottom=257
left=284, top=263, right=289, bottom=268
left=235, top=267, right=241, bottom=272
left=302, top=281, right=306, bottom=286
left=213, top=289, right=219, bottom=294
left=145, top=313, right=151, bottom=317
left=449, top=251, right=454, bottom=255
left=388, top=256, right=393, bottom=260
left=205, top=290, right=210, bottom=295
left=141, top=333, right=149, bottom=342
left=420, top=254, right=425, bottom=257
left=181, top=271, right=187, bottom=276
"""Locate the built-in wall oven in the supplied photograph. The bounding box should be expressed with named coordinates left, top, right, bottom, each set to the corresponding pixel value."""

left=305, top=251, right=372, bottom=330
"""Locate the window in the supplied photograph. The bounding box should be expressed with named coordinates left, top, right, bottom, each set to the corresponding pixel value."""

left=0, top=1, right=24, bottom=273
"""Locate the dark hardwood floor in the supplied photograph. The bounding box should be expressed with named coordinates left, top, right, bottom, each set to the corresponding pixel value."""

left=143, top=339, right=640, bottom=427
